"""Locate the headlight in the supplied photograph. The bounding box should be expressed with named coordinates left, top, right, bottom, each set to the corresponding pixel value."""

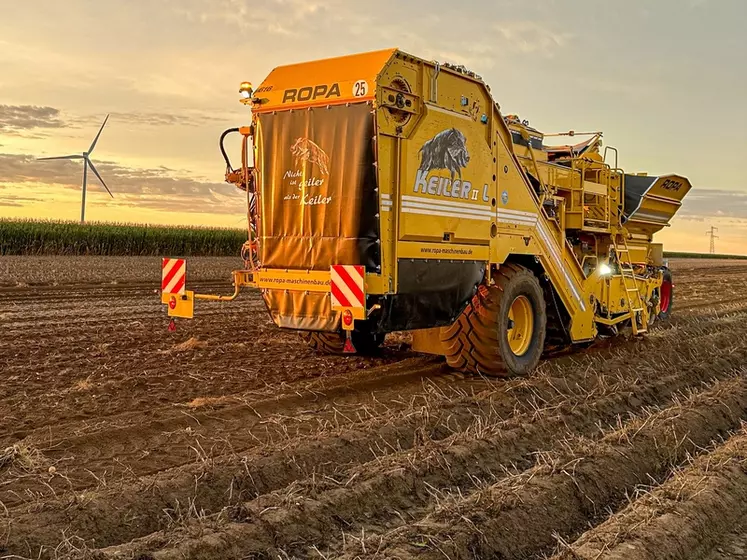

left=599, top=263, right=613, bottom=276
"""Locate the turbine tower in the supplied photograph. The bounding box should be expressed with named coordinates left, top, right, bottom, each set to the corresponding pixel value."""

left=38, top=115, right=113, bottom=223
left=705, top=226, right=719, bottom=254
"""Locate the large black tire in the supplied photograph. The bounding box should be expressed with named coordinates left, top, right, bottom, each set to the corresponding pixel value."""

left=657, top=268, right=674, bottom=323
left=440, top=263, right=547, bottom=377
left=301, top=330, right=385, bottom=355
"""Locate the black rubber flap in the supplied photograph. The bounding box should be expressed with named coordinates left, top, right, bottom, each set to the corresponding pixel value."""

left=373, top=259, right=485, bottom=332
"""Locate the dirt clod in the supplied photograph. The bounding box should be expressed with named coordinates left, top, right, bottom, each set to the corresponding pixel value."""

left=169, top=337, right=208, bottom=352
left=0, top=443, right=46, bottom=473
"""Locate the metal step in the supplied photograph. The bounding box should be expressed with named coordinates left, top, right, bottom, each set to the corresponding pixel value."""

left=615, top=274, right=640, bottom=281
left=613, top=236, right=650, bottom=338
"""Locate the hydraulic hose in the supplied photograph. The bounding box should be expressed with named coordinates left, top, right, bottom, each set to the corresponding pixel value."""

left=220, top=128, right=240, bottom=171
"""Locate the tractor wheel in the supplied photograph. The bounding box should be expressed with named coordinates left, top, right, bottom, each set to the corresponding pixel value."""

left=302, top=330, right=385, bottom=355
left=657, top=268, right=674, bottom=322
left=440, top=263, right=547, bottom=377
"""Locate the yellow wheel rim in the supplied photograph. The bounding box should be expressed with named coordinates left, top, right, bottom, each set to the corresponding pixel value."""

left=507, top=295, right=534, bottom=356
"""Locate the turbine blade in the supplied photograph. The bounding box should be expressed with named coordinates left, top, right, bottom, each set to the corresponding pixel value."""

left=37, top=155, right=84, bottom=161
left=86, top=159, right=114, bottom=198
left=88, top=114, right=110, bottom=154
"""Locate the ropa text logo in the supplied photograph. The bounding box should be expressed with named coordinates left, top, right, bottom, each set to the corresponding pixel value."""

left=283, top=83, right=341, bottom=103
left=661, top=179, right=683, bottom=192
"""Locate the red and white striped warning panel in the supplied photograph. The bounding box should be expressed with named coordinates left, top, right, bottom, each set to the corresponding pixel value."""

left=330, top=265, right=365, bottom=308
left=161, top=258, right=186, bottom=294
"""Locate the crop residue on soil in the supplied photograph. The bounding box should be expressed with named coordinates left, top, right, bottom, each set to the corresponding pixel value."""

left=2, top=257, right=747, bottom=559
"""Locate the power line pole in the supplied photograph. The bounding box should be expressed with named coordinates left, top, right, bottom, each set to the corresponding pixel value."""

left=705, top=226, right=719, bottom=254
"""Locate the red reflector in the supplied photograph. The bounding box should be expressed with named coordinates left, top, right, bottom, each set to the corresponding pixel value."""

left=168, top=319, right=176, bottom=332
left=342, top=309, right=354, bottom=327
left=343, top=337, right=356, bottom=353
left=169, top=296, right=177, bottom=310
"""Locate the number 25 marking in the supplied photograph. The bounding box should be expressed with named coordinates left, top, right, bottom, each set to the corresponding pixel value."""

left=353, top=80, right=368, bottom=97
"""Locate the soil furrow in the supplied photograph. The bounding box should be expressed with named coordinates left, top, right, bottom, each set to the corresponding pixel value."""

left=0, top=357, right=443, bottom=500
left=63, top=326, right=747, bottom=559
left=2, top=258, right=747, bottom=559
left=340, top=374, right=747, bottom=560
left=3, top=306, right=746, bottom=558
left=3, top=305, right=743, bottom=507
left=3, top=354, right=732, bottom=557
left=550, top=429, right=747, bottom=560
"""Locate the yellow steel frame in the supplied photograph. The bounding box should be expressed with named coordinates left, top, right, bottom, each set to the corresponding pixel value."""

left=162, top=48, right=689, bottom=348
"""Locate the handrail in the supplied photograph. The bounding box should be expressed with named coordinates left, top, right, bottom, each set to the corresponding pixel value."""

left=520, top=130, right=550, bottom=202
left=604, top=146, right=619, bottom=169
left=544, top=130, right=603, bottom=138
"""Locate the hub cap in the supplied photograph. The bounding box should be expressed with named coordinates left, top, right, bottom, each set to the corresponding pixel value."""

left=507, top=295, right=534, bottom=356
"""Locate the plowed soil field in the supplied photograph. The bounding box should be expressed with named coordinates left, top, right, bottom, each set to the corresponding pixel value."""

left=2, top=256, right=747, bottom=560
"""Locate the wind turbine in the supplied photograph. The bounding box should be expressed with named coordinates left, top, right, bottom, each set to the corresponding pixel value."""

left=38, top=115, right=113, bottom=223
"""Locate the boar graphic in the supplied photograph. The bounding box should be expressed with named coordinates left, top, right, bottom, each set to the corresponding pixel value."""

left=290, top=137, right=330, bottom=176
left=418, top=128, right=470, bottom=181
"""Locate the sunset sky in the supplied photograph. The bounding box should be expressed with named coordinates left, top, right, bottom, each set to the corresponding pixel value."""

left=1, top=0, right=745, bottom=253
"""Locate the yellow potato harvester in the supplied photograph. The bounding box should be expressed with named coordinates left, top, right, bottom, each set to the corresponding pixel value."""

left=161, top=48, right=692, bottom=376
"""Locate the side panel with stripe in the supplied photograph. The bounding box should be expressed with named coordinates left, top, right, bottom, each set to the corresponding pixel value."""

left=495, top=207, right=538, bottom=227
left=398, top=194, right=494, bottom=245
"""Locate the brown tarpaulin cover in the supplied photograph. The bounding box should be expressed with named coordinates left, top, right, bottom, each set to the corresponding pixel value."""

left=256, top=102, right=379, bottom=271
left=255, top=102, right=379, bottom=330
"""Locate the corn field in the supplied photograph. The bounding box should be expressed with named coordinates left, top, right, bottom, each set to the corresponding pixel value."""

left=0, top=219, right=247, bottom=256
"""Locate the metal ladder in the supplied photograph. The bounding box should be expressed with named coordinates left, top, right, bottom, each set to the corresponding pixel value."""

left=613, top=235, right=647, bottom=335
